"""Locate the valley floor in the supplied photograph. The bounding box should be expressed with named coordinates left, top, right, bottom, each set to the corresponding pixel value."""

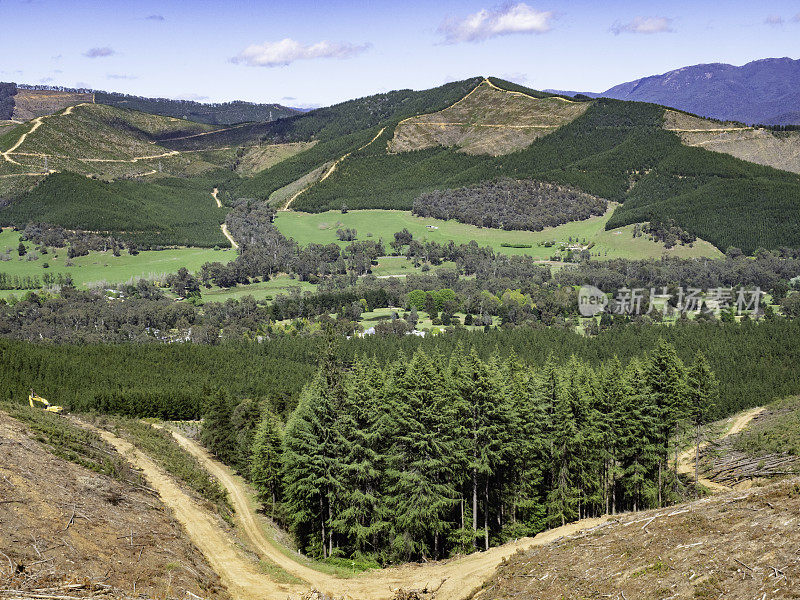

left=274, top=207, right=723, bottom=261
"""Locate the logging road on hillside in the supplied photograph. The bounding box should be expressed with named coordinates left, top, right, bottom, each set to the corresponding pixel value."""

left=281, top=126, right=386, bottom=211
left=213, top=188, right=238, bottom=249
left=677, top=406, right=765, bottom=492
left=86, top=404, right=765, bottom=600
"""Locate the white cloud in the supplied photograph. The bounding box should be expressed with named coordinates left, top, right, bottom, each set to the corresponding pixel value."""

left=83, top=47, right=116, bottom=58
left=794, top=13, right=800, bottom=22
left=438, top=3, right=553, bottom=43
left=230, top=38, right=370, bottom=67
left=611, top=16, right=674, bottom=35
left=764, top=15, right=784, bottom=26
left=107, top=74, right=138, bottom=80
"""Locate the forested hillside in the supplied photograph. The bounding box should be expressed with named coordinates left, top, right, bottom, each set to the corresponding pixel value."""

left=0, top=172, right=229, bottom=247
left=269, top=341, right=716, bottom=560
left=95, top=91, right=299, bottom=125
left=276, top=96, right=800, bottom=254
left=4, top=75, right=800, bottom=253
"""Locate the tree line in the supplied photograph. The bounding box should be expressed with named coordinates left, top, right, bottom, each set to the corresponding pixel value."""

left=202, top=339, right=717, bottom=563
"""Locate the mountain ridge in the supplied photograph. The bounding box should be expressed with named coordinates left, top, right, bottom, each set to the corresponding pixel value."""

left=555, top=57, right=800, bottom=125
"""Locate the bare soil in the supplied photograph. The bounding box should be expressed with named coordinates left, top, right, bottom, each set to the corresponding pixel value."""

left=389, top=80, right=588, bottom=156
left=665, top=109, right=800, bottom=174
left=0, top=411, right=228, bottom=600
left=11, top=90, right=93, bottom=122
left=479, top=477, right=800, bottom=600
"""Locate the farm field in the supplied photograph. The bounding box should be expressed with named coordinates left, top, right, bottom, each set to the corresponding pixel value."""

left=0, top=228, right=235, bottom=296
left=199, top=275, right=317, bottom=303
left=274, top=208, right=724, bottom=260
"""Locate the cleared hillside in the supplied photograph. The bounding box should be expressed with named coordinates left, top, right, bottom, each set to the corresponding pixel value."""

left=0, top=408, right=228, bottom=600
left=11, top=88, right=93, bottom=121
left=0, top=103, right=232, bottom=182
left=481, top=477, right=800, bottom=600
left=665, top=109, right=800, bottom=174
left=390, top=79, right=589, bottom=155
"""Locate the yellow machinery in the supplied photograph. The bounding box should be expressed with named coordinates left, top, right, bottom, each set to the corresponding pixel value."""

left=28, top=389, right=63, bottom=414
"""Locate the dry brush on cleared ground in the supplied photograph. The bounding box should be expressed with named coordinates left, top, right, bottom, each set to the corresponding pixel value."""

left=478, top=477, right=800, bottom=600
left=0, top=411, right=229, bottom=600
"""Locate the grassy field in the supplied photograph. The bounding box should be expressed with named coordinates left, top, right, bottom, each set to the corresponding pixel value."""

left=200, top=275, right=317, bottom=303
left=274, top=208, right=723, bottom=260
left=0, top=228, right=235, bottom=296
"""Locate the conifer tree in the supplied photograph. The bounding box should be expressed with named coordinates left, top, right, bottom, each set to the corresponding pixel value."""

left=384, top=348, right=457, bottom=560
left=599, top=357, right=626, bottom=514
left=620, top=359, right=659, bottom=511
left=250, top=408, right=283, bottom=518
left=547, top=357, right=582, bottom=526
left=646, top=339, right=687, bottom=505
left=330, top=356, right=388, bottom=557
left=502, top=352, right=545, bottom=537
left=282, top=374, right=339, bottom=557
left=452, top=349, right=512, bottom=549
left=686, top=351, right=718, bottom=488
left=200, top=387, right=235, bottom=465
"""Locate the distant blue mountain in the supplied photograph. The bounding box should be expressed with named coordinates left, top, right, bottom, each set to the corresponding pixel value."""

left=603, top=58, right=800, bottom=125
left=550, top=58, right=800, bottom=125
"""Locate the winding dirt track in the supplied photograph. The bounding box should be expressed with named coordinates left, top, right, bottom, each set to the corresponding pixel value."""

left=90, top=426, right=293, bottom=600
left=212, top=188, right=239, bottom=249
left=86, top=404, right=764, bottom=600
left=281, top=127, right=386, bottom=211
left=166, top=427, right=606, bottom=600
left=677, top=406, right=765, bottom=491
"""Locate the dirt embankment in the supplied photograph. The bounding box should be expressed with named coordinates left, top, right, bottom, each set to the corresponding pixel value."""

left=665, top=109, right=800, bottom=174
left=479, top=477, right=800, bottom=600
left=0, top=411, right=228, bottom=600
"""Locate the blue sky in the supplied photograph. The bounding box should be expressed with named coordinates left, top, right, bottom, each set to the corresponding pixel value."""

left=1, top=0, right=799, bottom=107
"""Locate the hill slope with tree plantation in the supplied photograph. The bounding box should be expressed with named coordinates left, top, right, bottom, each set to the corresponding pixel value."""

left=663, top=109, right=800, bottom=174
left=283, top=94, right=800, bottom=254
left=0, top=172, right=230, bottom=247
left=4, top=75, right=800, bottom=254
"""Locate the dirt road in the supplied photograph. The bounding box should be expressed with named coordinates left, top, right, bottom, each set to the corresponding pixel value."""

left=212, top=188, right=239, bottom=249
left=1, top=103, right=91, bottom=165
left=677, top=406, right=765, bottom=491
left=90, top=425, right=297, bottom=600
left=282, top=127, right=385, bottom=211
left=167, top=427, right=608, bottom=600
left=1, top=116, right=45, bottom=165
